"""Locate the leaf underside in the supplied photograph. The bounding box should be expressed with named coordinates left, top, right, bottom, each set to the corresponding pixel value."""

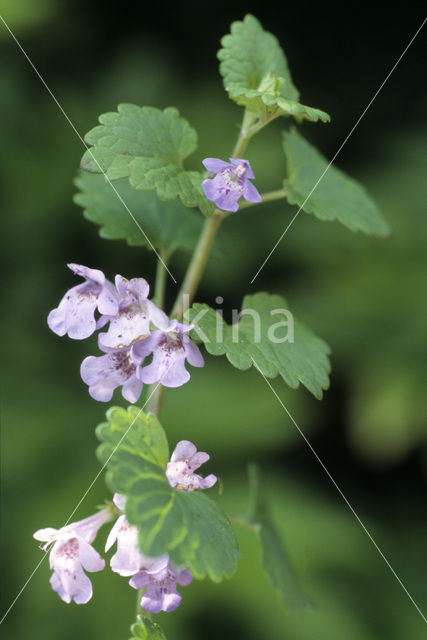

left=74, top=172, right=202, bottom=255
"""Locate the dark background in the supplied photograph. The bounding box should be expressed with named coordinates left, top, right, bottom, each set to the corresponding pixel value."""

left=1, top=1, right=426, bottom=639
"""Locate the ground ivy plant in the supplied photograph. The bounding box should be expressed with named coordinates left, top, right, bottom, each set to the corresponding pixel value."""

left=34, top=14, right=390, bottom=637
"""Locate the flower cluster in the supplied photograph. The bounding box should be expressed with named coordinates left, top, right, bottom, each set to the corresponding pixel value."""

left=48, top=264, right=204, bottom=402
left=34, top=441, right=217, bottom=610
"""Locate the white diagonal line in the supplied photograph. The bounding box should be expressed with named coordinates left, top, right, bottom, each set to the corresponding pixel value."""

left=252, top=359, right=427, bottom=625
left=251, top=16, right=427, bottom=284
left=0, top=14, right=177, bottom=284
left=0, top=380, right=164, bottom=625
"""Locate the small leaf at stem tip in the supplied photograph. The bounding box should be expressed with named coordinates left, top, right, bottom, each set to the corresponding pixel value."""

left=218, top=15, right=330, bottom=123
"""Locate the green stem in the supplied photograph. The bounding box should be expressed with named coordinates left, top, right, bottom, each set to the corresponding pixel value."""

left=229, top=515, right=260, bottom=534
left=231, top=109, right=257, bottom=158
left=146, top=250, right=169, bottom=415
left=170, top=208, right=225, bottom=321
left=135, top=589, right=152, bottom=619
left=153, top=249, right=169, bottom=307
left=238, top=188, right=289, bottom=210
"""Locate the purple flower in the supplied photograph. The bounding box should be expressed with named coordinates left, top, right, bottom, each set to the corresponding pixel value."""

left=166, top=440, right=217, bottom=491
left=33, top=508, right=111, bottom=604
left=98, top=276, right=168, bottom=350
left=80, top=341, right=144, bottom=403
left=130, top=562, right=193, bottom=614
left=134, top=320, right=204, bottom=388
left=47, top=264, right=119, bottom=340
left=202, top=158, right=262, bottom=213
left=105, top=494, right=169, bottom=578
left=105, top=494, right=150, bottom=576
left=106, top=494, right=193, bottom=613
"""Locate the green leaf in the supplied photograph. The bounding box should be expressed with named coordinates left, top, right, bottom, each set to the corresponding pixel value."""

left=80, top=104, right=215, bottom=217
left=186, top=292, right=331, bottom=399
left=73, top=172, right=203, bottom=255
left=246, top=465, right=311, bottom=609
left=283, top=127, right=391, bottom=236
left=97, top=406, right=240, bottom=581
left=130, top=615, right=167, bottom=640
left=218, top=15, right=330, bottom=123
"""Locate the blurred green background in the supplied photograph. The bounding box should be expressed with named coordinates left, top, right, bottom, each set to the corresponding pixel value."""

left=1, top=1, right=426, bottom=638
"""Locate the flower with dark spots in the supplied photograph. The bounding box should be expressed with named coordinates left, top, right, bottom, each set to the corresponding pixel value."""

left=33, top=508, right=111, bottom=604
left=133, top=320, right=204, bottom=388
left=130, top=562, right=193, bottom=614
left=80, top=341, right=145, bottom=403
left=47, top=263, right=119, bottom=340
left=98, top=276, right=168, bottom=350
left=166, top=440, right=217, bottom=491
left=202, top=157, right=262, bottom=212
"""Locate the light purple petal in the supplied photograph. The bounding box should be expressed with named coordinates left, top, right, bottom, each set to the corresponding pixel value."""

left=188, top=451, right=210, bottom=470
left=202, top=158, right=231, bottom=173
left=33, top=527, right=58, bottom=542
left=161, top=358, right=190, bottom=388
left=171, top=441, right=197, bottom=462
left=160, top=591, right=182, bottom=613
left=80, top=350, right=140, bottom=403
left=78, top=539, right=105, bottom=572
left=183, top=338, right=204, bottom=367
left=173, top=566, right=193, bottom=586
left=202, top=174, right=226, bottom=202
left=113, top=493, right=126, bottom=512
left=105, top=514, right=122, bottom=552
left=98, top=308, right=151, bottom=350
left=229, top=158, right=255, bottom=179
left=243, top=179, right=262, bottom=203
left=143, top=555, right=170, bottom=576
left=146, top=300, right=169, bottom=330
left=71, top=509, right=112, bottom=543
left=215, top=191, right=240, bottom=213
left=129, top=571, right=150, bottom=589
left=141, top=583, right=182, bottom=614
left=50, top=566, right=93, bottom=605
left=140, top=590, right=163, bottom=614
left=200, top=473, right=217, bottom=489
left=122, top=375, right=143, bottom=404
left=132, top=334, right=159, bottom=361
left=107, top=517, right=143, bottom=576
left=80, top=355, right=116, bottom=402
left=67, top=263, right=105, bottom=285
left=97, top=280, right=120, bottom=316
left=48, top=283, right=99, bottom=340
